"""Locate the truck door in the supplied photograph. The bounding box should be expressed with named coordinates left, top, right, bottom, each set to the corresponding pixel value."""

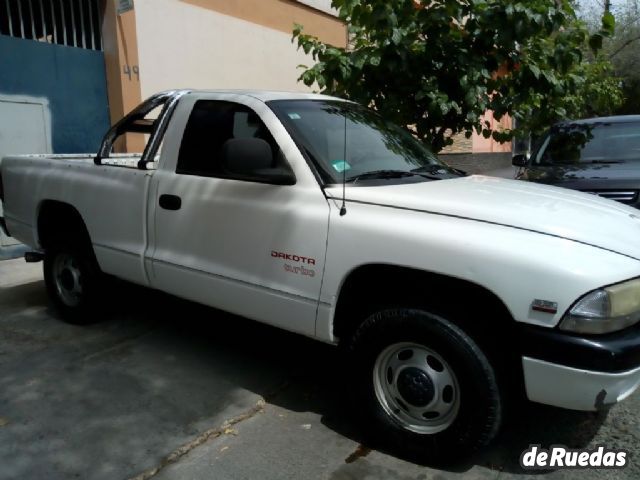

left=149, top=95, right=330, bottom=337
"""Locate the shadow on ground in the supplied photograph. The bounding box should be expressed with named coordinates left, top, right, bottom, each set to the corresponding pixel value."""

left=87, top=281, right=611, bottom=474
left=0, top=275, right=611, bottom=479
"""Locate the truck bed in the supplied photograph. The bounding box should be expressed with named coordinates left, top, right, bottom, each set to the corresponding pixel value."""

left=1, top=152, right=155, bottom=282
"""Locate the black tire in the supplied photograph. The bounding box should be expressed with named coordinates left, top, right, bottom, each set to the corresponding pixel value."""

left=347, top=308, right=502, bottom=464
left=43, top=241, right=103, bottom=324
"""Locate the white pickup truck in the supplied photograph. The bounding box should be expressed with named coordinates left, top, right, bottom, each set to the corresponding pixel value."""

left=2, top=90, right=640, bottom=461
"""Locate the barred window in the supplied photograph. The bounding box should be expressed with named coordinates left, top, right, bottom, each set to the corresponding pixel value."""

left=0, top=0, right=102, bottom=51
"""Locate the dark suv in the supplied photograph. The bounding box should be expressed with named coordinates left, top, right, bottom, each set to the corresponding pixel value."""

left=514, top=115, right=640, bottom=208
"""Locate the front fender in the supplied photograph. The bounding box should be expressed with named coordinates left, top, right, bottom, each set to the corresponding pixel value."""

left=321, top=202, right=640, bottom=331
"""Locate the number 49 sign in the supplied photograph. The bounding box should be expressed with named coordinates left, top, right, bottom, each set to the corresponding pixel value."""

left=123, top=65, right=139, bottom=81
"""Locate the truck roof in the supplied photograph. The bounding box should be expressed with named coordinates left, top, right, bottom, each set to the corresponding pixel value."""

left=167, top=89, right=347, bottom=103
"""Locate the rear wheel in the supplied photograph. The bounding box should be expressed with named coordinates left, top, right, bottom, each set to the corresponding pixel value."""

left=43, top=242, right=103, bottom=324
left=348, top=308, right=502, bottom=463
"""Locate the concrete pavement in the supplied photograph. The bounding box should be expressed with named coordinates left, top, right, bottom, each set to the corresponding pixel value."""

left=1, top=258, right=639, bottom=480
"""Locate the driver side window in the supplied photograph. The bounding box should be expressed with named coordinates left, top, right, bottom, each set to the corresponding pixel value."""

left=176, top=100, right=284, bottom=178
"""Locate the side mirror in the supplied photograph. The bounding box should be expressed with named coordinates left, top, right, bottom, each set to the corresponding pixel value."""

left=221, top=138, right=295, bottom=185
left=512, top=153, right=529, bottom=167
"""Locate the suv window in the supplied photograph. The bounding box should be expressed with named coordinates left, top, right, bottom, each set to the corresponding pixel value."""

left=177, top=100, right=281, bottom=177
left=534, top=121, right=640, bottom=165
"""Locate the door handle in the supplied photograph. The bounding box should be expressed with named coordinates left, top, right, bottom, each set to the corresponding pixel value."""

left=159, top=194, right=182, bottom=211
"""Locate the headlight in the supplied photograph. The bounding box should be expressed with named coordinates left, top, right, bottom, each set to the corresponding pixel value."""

left=560, top=278, right=640, bottom=334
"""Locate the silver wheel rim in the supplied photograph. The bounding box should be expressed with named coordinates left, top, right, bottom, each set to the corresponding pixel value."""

left=52, top=253, right=83, bottom=307
left=373, top=342, right=460, bottom=434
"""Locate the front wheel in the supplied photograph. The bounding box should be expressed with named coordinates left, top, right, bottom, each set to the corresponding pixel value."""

left=43, top=243, right=103, bottom=324
left=348, top=308, right=502, bottom=463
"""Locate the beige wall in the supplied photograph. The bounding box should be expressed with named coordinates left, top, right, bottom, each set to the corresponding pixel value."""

left=133, top=0, right=346, bottom=100
left=440, top=131, right=473, bottom=154
left=182, top=0, right=345, bottom=46
left=100, top=0, right=345, bottom=144
left=440, top=114, right=513, bottom=155
left=102, top=0, right=143, bottom=151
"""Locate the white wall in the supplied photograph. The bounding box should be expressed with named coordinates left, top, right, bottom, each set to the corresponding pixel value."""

left=135, top=0, right=318, bottom=99
left=295, top=0, right=337, bottom=16
left=0, top=95, right=52, bottom=247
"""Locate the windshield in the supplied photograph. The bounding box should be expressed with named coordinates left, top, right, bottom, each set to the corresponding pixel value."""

left=533, top=121, right=640, bottom=166
left=268, top=100, right=456, bottom=183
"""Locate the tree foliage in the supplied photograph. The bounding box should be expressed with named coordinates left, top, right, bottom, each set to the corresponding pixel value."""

left=578, top=0, right=640, bottom=114
left=293, top=0, right=620, bottom=152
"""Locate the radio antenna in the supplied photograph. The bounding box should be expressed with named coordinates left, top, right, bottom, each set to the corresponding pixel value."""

left=340, top=107, right=347, bottom=216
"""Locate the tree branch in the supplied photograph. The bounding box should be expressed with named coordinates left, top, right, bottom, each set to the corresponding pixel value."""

left=609, top=34, right=640, bottom=59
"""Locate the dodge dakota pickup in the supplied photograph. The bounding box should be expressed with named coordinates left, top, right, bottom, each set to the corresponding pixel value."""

left=2, top=90, right=640, bottom=461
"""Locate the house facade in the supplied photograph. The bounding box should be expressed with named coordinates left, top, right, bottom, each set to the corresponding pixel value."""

left=0, top=0, right=346, bottom=155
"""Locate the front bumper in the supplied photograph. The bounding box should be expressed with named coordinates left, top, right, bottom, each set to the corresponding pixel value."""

left=518, top=323, right=640, bottom=411
left=522, top=357, right=640, bottom=411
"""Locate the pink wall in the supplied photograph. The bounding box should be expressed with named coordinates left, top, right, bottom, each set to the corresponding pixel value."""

left=472, top=110, right=512, bottom=153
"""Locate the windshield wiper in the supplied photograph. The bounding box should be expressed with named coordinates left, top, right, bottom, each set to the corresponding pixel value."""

left=588, top=160, right=624, bottom=164
left=411, top=165, right=465, bottom=177
left=345, top=170, right=430, bottom=183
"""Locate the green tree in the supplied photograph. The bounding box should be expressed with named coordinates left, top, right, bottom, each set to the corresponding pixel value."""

left=293, top=0, right=619, bottom=152
left=578, top=0, right=640, bottom=114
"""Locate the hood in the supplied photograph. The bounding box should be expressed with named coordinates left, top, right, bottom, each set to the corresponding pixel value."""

left=326, top=175, right=640, bottom=261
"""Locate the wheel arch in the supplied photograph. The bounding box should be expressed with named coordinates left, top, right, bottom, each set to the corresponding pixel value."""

left=36, top=200, right=93, bottom=250
left=332, top=263, right=517, bottom=347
